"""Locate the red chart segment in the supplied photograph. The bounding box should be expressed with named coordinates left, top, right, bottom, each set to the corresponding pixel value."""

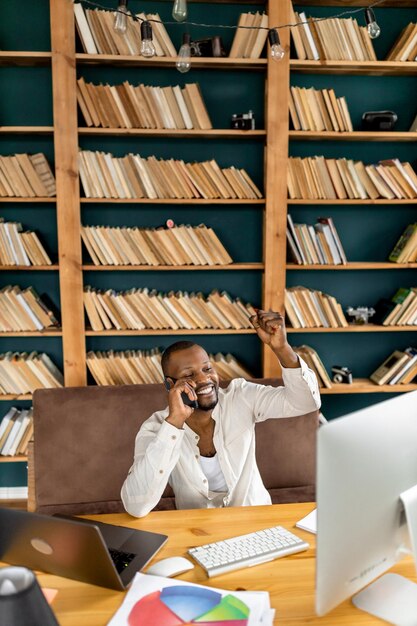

left=128, top=586, right=250, bottom=626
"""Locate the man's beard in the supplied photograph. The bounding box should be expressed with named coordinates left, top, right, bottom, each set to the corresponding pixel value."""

left=197, top=388, right=219, bottom=411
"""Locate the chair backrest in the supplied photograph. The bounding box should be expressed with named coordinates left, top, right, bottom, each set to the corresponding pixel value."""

left=30, top=380, right=319, bottom=515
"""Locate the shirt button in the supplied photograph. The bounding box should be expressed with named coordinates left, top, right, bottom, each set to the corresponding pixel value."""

left=159, top=469, right=163, bottom=474
left=195, top=454, right=199, bottom=459
left=171, top=435, right=177, bottom=440
left=195, top=435, right=198, bottom=440
left=203, top=479, right=207, bottom=483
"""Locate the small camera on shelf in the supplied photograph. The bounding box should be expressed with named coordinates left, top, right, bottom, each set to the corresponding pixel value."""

left=361, top=110, right=398, bottom=131
left=346, top=306, right=375, bottom=325
left=190, top=36, right=226, bottom=58
left=331, top=366, right=353, bottom=385
left=231, top=110, right=255, bottom=131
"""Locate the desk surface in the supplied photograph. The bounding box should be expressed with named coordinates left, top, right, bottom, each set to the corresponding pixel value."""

left=4, top=502, right=415, bottom=626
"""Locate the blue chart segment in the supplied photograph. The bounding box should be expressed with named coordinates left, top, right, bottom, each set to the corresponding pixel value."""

left=128, top=585, right=250, bottom=625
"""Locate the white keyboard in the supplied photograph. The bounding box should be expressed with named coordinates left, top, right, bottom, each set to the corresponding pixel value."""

left=188, top=525, right=309, bottom=577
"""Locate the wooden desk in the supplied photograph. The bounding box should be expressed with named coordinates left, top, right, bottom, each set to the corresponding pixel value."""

left=4, top=503, right=415, bottom=626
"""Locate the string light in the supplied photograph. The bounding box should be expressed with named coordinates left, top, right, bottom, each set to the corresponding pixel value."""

left=268, top=29, right=285, bottom=62
left=172, top=0, right=188, bottom=23
left=113, top=0, right=128, bottom=34
left=176, top=33, right=192, bottom=73
left=364, top=8, right=381, bottom=40
left=140, top=20, right=155, bottom=58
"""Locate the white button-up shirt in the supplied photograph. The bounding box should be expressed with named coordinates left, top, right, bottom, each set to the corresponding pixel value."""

left=121, top=359, right=320, bottom=517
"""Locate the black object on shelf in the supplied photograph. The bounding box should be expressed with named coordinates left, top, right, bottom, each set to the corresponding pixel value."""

left=362, top=111, right=398, bottom=131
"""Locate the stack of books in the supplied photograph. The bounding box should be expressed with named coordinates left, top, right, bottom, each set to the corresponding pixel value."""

left=0, top=286, right=59, bottom=332
left=287, top=157, right=417, bottom=200
left=74, top=4, right=176, bottom=56
left=0, top=219, right=52, bottom=266
left=229, top=12, right=269, bottom=59
left=77, top=78, right=212, bottom=130
left=0, top=407, right=33, bottom=457
left=370, top=347, right=417, bottom=385
left=388, top=223, right=417, bottom=263
left=0, top=352, right=63, bottom=394
left=0, top=153, right=55, bottom=198
left=285, top=286, right=348, bottom=329
left=84, top=287, right=256, bottom=331
left=78, top=150, right=262, bottom=200
left=289, top=86, right=353, bottom=132
left=386, top=23, right=417, bottom=61
left=289, top=7, right=376, bottom=61
left=87, top=349, right=251, bottom=385
left=81, top=223, right=232, bottom=267
left=294, top=345, right=332, bottom=388
left=287, top=215, right=347, bottom=265
left=374, top=287, right=417, bottom=327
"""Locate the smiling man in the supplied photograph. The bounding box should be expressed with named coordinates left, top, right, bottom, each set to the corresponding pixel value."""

left=121, top=310, right=321, bottom=517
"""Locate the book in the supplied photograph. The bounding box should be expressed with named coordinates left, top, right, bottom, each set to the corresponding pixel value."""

left=370, top=350, right=411, bottom=385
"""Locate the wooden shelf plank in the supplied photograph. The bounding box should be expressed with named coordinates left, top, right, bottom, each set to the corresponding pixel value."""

left=0, top=265, right=59, bottom=271
left=0, top=197, right=56, bottom=203
left=80, top=198, right=265, bottom=204
left=0, top=330, right=62, bottom=336
left=286, top=262, right=417, bottom=270
left=78, top=128, right=266, bottom=138
left=82, top=263, right=264, bottom=271
left=320, top=379, right=417, bottom=394
left=298, top=0, right=417, bottom=6
left=0, top=126, right=54, bottom=134
left=76, top=54, right=267, bottom=70
left=0, top=456, right=27, bottom=463
left=0, top=51, right=51, bottom=66
left=0, top=395, right=32, bottom=401
left=287, top=326, right=417, bottom=333
left=288, top=199, right=417, bottom=205
left=291, top=60, right=417, bottom=76
left=290, top=131, right=417, bottom=142
left=85, top=329, right=256, bottom=336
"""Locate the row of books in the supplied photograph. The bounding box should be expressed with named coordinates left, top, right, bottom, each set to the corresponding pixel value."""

left=387, top=23, right=417, bottom=62
left=285, top=286, right=348, bottom=329
left=0, top=153, right=55, bottom=198
left=77, top=78, right=212, bottom=130
left=0, top=407, right=33, bottom=457
left=287, top=157, right=417, bottom=201
left=389, top=223, right=417, bottom=264
left=84, top=287, right=256, bottom=331
left=370, top=347, right=417, bottom=385
left=86, top=349, right=251, bottom=386
left=229, top=12, right=269, bottom=59
left=74, top=4, right=176, bottom=57
left=294, top=345, right=332, bottom=389
left=0, top=286, right=58, bottom=332
left=0, top=352, right=63, bottom=395
left=287, top=215, right=347, bottom=266
left=78, top=150, right=262, bottom=200
left=374, top=287, right=417, bottom=327
left=81, top=223, right=232, bottom=267
left=290, top=8, right=376, bottom=62
left=0, top=219, right=52, bottom=267
left=289, top=86, right=353, bottom=133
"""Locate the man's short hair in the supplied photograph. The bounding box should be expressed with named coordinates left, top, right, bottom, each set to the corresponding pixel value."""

left=161, top=341, right=199, bottom=375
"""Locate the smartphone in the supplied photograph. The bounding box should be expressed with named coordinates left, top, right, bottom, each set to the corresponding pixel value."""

left=164, top=378, right=198, bottom=409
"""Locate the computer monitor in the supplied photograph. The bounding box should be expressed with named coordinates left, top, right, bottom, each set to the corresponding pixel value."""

left=316, top=389, right=417, bottom=623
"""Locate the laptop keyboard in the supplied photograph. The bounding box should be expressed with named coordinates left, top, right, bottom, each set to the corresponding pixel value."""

left=109, top=548, right=136, bottom=573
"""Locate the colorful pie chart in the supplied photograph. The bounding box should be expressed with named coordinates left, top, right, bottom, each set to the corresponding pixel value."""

left=128, top=585, right=250, bottom=625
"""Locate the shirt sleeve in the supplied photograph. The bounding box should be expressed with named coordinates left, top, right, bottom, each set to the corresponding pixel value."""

left=121, top=412, right=184, bottom=517
left=239, top=357, right=321, bottom=423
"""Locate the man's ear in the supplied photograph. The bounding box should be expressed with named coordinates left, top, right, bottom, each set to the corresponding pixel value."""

left=164, top=377, right=172, bottom=392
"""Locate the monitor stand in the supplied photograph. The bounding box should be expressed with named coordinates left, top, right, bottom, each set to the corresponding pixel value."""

left=352, top=484, right=417, bottom=626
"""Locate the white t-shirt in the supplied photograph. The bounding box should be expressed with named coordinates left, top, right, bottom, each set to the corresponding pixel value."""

left=199, top=454, right=228, bottom=493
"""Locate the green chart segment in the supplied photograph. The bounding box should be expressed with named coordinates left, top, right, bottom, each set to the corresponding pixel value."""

left=128, top=586, right=250, bottom=625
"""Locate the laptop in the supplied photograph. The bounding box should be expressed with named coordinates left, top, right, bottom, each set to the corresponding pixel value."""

left=0, top=508, right=167, bottom=590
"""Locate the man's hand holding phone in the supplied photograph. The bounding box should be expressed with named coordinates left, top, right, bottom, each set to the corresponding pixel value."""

left=165, top=378, right=198, bottom=429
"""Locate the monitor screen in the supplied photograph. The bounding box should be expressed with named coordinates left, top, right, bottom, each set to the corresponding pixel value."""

left=316, top=390, right=417, bottom=617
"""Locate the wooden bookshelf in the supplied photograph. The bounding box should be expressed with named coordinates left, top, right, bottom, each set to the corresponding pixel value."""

left=85, top=329, right=256, bottom=336
left=0, top=265, right=59, bottom=271
left=290, top=131, right=417, bottom=142
left=0, top=51, right=51, bottom=66
left=287, top=326, right=417, bottom=333
left=288, top=199, right=417, bottom=205
left=76, top=54, right=268, bottom=70
left=291, top=60, right=417, bottom=76
left=0, top=126, right=54, bottom=134
left=320, top=380, right=417, bottom=394
left=299, top=0, right=417, bottom=6
left=0, top=198, right=56, bottom=203
left=82, top=263, right=265, bottom=271
left=0, top=456, right=27, bottom=463
left=0, top=330, right=62, bottom=337
left=286, top=263, right=417, bottom=270
left=0, top=395, right=32, bottom=401
left=78, top=129, right=266, bottom=138
left=79, top=198, right=266, bottom=205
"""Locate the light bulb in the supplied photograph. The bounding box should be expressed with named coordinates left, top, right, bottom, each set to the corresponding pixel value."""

left=140, top=20, right=156, bottom=58
left=268, top=29, right=285, bottom=62
left=176, top=33, right=191, bottom=73
left=114, top=0, right=128, bottom=34
left=172, top=0, right=187, bottom=23
left=365, top=8, right=381, bottom=39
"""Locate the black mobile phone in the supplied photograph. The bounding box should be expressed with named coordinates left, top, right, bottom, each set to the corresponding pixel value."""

left=164, top=378, right=198, bottom=409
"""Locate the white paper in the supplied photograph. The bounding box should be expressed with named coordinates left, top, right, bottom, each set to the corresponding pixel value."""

left=295, top=508, right=317, bottom=534
left=107, top=572, right=272, bottom=626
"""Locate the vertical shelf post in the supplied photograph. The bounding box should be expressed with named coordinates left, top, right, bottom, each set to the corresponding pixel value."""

left=50, top=0, right=86, bottom=385
left=263, top=0, right=291, bottom=377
